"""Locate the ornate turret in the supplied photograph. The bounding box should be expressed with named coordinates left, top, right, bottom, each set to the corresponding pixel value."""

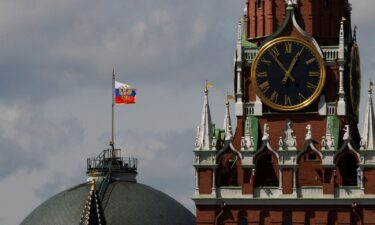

left=195, top=84, right=214, bottom=150
left=361, top=81, right=375, bottom=150
left=194, top=0, right=375, bottom=224
left=337, top=17, right=347, bottom=115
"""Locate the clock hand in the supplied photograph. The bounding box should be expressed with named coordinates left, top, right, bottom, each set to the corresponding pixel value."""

left=282, top=47, right=304, bottom=84
left=269, top=53, right=288, bottom=74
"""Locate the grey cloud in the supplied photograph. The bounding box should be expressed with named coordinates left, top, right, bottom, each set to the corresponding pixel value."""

left=0, top=0, right=374, bottom=224
left=0, top=0, right=243, bottom=103
left=34, top=170, right=85, bottom=201
left=0, top=103, right=84, bottom=179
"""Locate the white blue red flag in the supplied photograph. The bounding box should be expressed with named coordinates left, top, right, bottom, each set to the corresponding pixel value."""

left=115, top=81, right=136, bottom=104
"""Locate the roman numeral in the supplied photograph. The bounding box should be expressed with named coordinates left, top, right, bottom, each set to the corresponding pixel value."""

left=285, top=42, right=292, bottom=54
left=270, top=91, right=278, bottom=103
left=299, top=93, right=307, bottom=102
left=309, top=71, right=320, bottom=77
left=307, top=82, right=317, bottom=92
left=284, top=95, right=292, bottom=105
left=261, top=58, right=271, bottom=65
left=257, top=71, right=268, bottom=77
left=259, top=81, right=270, bottom=93
left=269, top=47, right=280, bottom=58
left=306, top=58, right=316, bottom=65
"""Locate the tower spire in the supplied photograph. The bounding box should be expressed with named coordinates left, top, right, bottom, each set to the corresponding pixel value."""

left=195, top=82, right=214, bottom=150
left=362, top=80, right=375, bottom=150
left=337, top=17, right=347, bottom=115
left=223, top=95, right=233, bottom=141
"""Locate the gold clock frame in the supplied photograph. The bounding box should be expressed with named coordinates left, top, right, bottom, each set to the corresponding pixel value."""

left=349, top=43, right=361, bottom=116
left=251, top=36, right=326, bottom=111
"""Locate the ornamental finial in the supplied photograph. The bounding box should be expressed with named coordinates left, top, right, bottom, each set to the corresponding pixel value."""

left=205, top=80, right=213, bottom=94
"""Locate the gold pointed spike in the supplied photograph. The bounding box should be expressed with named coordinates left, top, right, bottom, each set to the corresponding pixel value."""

left=91, top=179, right=97, bottom=191
left=206, top=80, right=213, bottom=89
left=205, top=80, right=213, bottom=93
left=227, top=94, right=235, bottom=102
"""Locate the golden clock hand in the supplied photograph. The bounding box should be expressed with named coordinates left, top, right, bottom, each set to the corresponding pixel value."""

left=269, top=53, right=288, bottom=74
left=282, top=47, right=304, bottom=84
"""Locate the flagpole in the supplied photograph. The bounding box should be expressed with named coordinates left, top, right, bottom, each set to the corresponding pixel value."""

left=111, top=69, right=115, bottom=153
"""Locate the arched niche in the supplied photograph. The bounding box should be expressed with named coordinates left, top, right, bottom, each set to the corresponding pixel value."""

left=297, top=148, right=323, bottom=187
left=254, top=150, right=279, bottom=187
left=216, top=151, right=240, bottom=187
left=336, top=152, right=359, bottom=186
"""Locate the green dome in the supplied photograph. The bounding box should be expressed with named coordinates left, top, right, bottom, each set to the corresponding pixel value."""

left=21, top=181, right=195, bottom=225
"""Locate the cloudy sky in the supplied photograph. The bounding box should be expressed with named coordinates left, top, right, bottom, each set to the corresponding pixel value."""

left=0, top=0, right=374, bottom=224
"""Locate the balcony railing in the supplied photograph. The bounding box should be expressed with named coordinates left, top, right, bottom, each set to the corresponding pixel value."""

left=243, top=46, right=339, bottom=63
left=322, top=47, right=339, bottom=62
left=243, top=48, right=258, bottom=61
left=87, top=148, right=137, bottom=172
left=244, top=104, right=255, bottom=115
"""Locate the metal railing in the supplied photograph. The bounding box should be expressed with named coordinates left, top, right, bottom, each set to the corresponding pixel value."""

left=87, top=148, right=138, bottom=200
left=321, top=47, right=339, bottom=62
left=87, top=149, right=138, bottom=172
left=243, top=48, right=258, bottom=61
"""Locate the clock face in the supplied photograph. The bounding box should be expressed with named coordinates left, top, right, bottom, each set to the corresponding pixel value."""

left=251, top=37, right=326, bottom=111
left=349, top=44, right=361, bottom=117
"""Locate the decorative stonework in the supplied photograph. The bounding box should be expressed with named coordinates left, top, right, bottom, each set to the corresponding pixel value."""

left=223, top=101, right=233, bottom=141
left=322, top=118, right=336, bottom=151
left=362, top=81, right=375, bottom=150
left=195, top=88, right=214, bottom=151
left=343, top=125, right=351, bottom=141
left=318, top=95, right=327, bottom=115
left=305, top=124, right=313, bottom=141
left=241, top=136, right=247, bottom=151
left=337, top=18, right=346, bottom=116
left=280, top=120, right=297, bottom=150
left=285, top=0, right=298, bottom=6
left=244, top=116, right=256, bottom=151
left=262, top=123, right=270, bottom=141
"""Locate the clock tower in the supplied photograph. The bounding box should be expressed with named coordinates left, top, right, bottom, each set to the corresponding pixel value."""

left=193, top=0, right=375, bottom=224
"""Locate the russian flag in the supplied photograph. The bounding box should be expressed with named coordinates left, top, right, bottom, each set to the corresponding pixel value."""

left=115, top=81, right=136, bottom=104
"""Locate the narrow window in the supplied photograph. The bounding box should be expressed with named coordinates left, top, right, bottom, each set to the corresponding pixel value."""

left=282, top=211, right=292, bottom=225
left=282, top=217, right=292, bottom=225
left=307, top=153, right=317, bottom=161
left=337, top=154, right=358, bottom=186
left=257, top=0, right=262, bottom=9
left=238, top=210, right=248, bottom=225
